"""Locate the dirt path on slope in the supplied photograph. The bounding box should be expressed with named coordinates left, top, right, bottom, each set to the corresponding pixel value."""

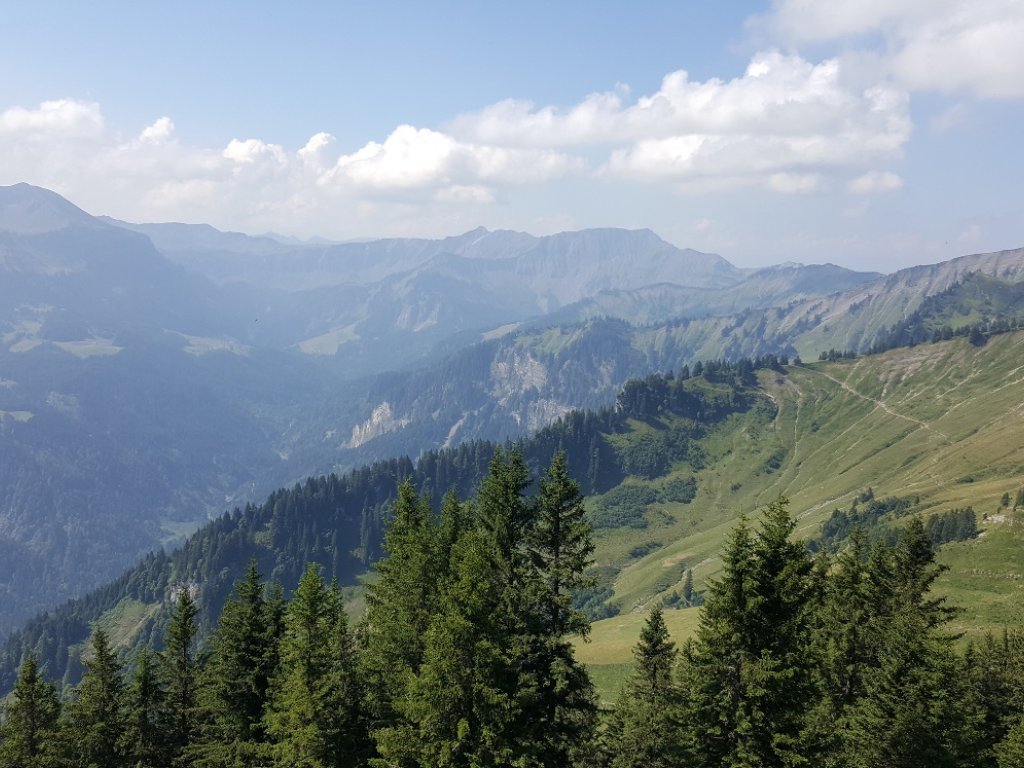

left=805, top=367, right=952, bottom=444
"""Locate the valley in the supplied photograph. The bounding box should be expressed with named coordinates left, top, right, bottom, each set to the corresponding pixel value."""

left=4, top=330, right=1023, bottom=701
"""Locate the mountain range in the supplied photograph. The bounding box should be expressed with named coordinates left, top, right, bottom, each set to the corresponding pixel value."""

left=1, top=181, right=1022, bottom=634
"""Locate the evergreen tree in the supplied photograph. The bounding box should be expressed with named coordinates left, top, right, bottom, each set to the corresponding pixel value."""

left=518, top=451, right=598, bottom=766
left=963, top=633, right=1019, bottom=768
left=265, top=564, right=367, bottom=768
left=162, top=585, right=200, bottom=764
left=603, top=607, right=684, bottom=768
left=997, top=716, right=1024, bottom=768
left=840, top=524, right=979, bottom=767
left=59, top=628, right=128, bottom=768
left=121, top=648, right=169, bottom=768
left=678, top=498, right=815, bottom=768
left=0, top=656, right=61, bottom=768
left=435, top=488, right=470, bottom=577
left=398, top=529, right=512, bottom=768
left=681, top=568, right=694, bottom=606
left=188, top=561, right=281, bottom=767
left=360, top=479, right=437, bottom=746
left=804, top=528, right=875, bottom=763
left=476, top=447, right=532, bottom=586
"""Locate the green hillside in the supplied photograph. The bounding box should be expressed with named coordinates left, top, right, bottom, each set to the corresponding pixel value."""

left=579, top=331, right=1024, bottom=696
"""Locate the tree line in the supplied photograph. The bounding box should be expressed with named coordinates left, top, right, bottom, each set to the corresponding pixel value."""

left=1, top=364, right=769, bottom=693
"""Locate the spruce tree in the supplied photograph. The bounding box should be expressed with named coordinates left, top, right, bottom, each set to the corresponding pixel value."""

left=360, top=479, right=437, bottom=737
left=840, top=524, right=979, bottom=767
left=189, top=561, right=280, bottom=767
left=678, top=498, right=815, bottom=768
left=397, top=529, right=512, bottom=768
left=0, top=656, right=61, bottom=768
left=519, top=451, right=598, bottom=766
left=603, top=607, right=683, bottom=768
left=59, top=628, right=128, bottom=767
left=997, top=715, right=1024, bottom=768
left=265, top=564, right=367, bottom=768
left=476, top=447, right=532, bottom=585
left=804, top=528, right=875, bottom=763
left=162, top=585, right=200, bottom=763
left=121, top=648, right=169, bottom=768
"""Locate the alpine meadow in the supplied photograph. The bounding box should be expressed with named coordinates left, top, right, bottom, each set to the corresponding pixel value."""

left=3, top=2, right=1024, bottom=767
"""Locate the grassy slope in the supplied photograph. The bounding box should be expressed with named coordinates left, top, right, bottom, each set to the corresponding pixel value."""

left=583, top=331, right=1024, bottom=700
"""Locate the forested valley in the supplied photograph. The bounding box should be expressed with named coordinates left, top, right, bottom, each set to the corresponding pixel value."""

left=0, top=358, right=771, bottom=691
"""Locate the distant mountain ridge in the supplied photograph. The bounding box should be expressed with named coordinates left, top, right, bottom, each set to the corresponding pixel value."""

left=0, top=181, right=1021, bottom=635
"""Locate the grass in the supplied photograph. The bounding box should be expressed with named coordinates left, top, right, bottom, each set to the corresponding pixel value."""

left=298, top=323, right=360, bottom=355
left=93, top=598, right=161, bottom=650
left=577, top=607, right=703, bottom=704
left=578, top=332, right=1024, bottom=696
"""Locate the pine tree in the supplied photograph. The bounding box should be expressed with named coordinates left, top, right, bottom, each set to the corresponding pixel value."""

left=603, top=607, right=684, bottom=768
left=997, top=715, right=1024, bottom=768
left=59, top=628, right=128, bottom=768
left=121, top=648, right=169, bottom=768
left=188, top=561, right=281, bottom=766
left=840, top=524, right=979, bottom=767
left=678, top=498, right=815, bottom=768
left=162, top=585, right=200, bottom=763
left=360, top=479, right=438, bottom=743
left=398, top=529, right=513, bottom=768
left=518, top=451, right=598, bottom=766
left=265, top=564, right=367, bottom=768
left=804, top=528, right=875, bottom=763
left=0, top=656, right=61, bottom=768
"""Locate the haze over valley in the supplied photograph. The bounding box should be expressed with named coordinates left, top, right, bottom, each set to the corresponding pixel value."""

left=2, top=3, right=1024, bottom=766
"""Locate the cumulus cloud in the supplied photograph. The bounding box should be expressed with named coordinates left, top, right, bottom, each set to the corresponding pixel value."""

left=455, top=51, right=907, bottom=146
left=324, top=124, right=580, bottom=190
left=139, top=117, right=174, bottom=143
left=454, top=51, right=910, bottom=187
left=847, top=170, right=904, bottom=194
left=0, top=100, right=584, bottom=235
left=759, top=0, right=1024, bottom=99
left=0, top=47, right=913, bottom=237
left=0, top=98, right=104, bottom=139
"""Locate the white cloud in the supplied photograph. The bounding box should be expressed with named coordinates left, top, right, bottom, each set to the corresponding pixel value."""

left=760, top=0, right=1024, bottom=99
left=767, top=173, right=823, bottom=194
left=0, top=99, right=581, bottom=237
left=0, top=99, right=104, bottom=139
left=455, top=51, right=910, bottom=187
left=454, top=51, right=906, bottom=146
left=139, top=117, right=174, bottom=144
left=847, top=170, right=904, bottom=194
left=434, top=185, right=494, bottom=204
left=0, top=49, right=913, bottom=238
left=324, top=124, right=580, bottom=190
left=223, top=138, right=288, bottom=167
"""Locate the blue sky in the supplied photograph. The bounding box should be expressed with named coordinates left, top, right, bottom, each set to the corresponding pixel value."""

left=1, top=0, right=1022, bottom=271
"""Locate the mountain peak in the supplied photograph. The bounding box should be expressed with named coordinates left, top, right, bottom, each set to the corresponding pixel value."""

left=0, top=183, right=100, bottom=235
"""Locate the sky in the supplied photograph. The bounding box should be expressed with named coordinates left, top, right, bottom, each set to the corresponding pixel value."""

left=1, top=0, right=1022, bottom=272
